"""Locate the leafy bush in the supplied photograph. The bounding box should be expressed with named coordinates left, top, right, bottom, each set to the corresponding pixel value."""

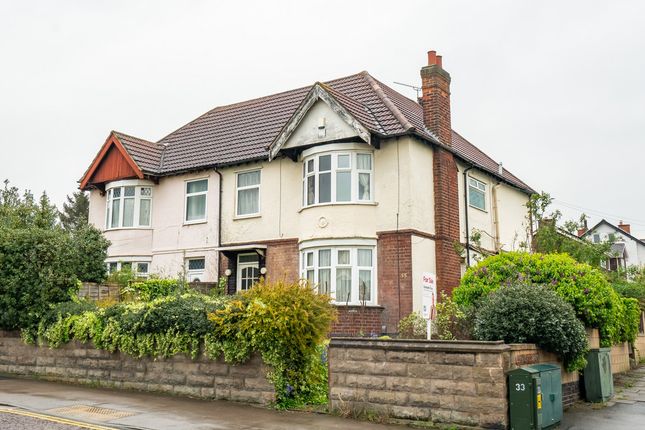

left=0, top=228, right=79, bottom=330
left=71, top=225, right=109, bottom=283
left=474, top=284, right=589, bottom=371
left=125, top=279, right=180, bottom=301
left=33, top=293, right=228, bottom=357
left=454, top=252, right=639, bottom=346
left=435, top=292, right=474, bottom=340
left=29, top=280, right=336, bottom=408
left=397, top=312, right=427, bottom=339
left=208, top=280, right=336, bottom=406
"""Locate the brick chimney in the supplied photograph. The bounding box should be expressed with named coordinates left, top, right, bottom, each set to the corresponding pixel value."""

left=421, top=51, right=461, bottom=297
left=618, top=221, right=631, bottom=234
left=420, top=50, right=452, bottom=146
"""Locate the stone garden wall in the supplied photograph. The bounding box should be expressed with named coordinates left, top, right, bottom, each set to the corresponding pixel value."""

left=328, top=338, right=510, bottom=429
left=0, top=331, right=274, bottom=405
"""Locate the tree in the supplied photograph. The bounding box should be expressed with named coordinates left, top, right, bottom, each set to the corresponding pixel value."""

left=0, top=181, right=110, bottom=331
left=59, top=191, right=89, bottom=231
left=526, top=192, right=610, bottom=266
left=0, top=180, right=59, bottom=229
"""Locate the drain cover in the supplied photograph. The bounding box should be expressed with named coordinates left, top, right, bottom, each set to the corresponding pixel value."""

left=47, top=404, right=136, bottom=422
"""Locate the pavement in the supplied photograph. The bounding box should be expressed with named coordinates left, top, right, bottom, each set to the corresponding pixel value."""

left=560, top=365, right=645, bottom=429
left=0, top=376, right=402, bottom=430
left=2, top=367, right=645, bottom=429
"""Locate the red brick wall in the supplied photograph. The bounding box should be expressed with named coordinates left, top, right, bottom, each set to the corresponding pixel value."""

left=376, top=231, right=412, bottom=334
left=264, top=239, right=299, bottom=283
left=331, top=306, right=384, bottom=337
left=420, top=51, right=462, bottom=297
left=432, top=148, right=462, bottom=296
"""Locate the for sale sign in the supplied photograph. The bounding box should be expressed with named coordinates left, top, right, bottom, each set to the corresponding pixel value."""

left=421, top=272, right=437, bottom=320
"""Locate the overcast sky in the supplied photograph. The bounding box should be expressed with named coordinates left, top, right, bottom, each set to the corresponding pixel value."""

left=1, top=1, right=643, bottom=236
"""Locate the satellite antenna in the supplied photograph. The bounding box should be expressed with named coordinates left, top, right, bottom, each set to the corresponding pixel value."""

left=393, top=82, right=422, bottom=99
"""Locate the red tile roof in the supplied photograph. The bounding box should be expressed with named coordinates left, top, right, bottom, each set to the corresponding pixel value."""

left=108, top=71, right=534, bottom=193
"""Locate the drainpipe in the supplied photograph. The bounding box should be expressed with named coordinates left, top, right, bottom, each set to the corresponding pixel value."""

left=215, top=169, right=223, bottom=276
left=492, top=182, right=502, bottom=251
left=463, top=165, right=474, bottom=267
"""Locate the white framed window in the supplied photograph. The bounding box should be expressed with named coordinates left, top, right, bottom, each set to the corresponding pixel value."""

left=106, top=260, right=150, bottom=278
left=236, top=170, right=261, bottom=216
left=302, top=152, right=373, bottom=207
left=186, top=257, right=205, bottom=282
left=300, top=246, right=376, bottom=305
left=105, top=183, right=152, bottom=229
left=592, top=233, right=600, bottom=243
left=185, top=179, right=208, bottom=223
left=468, top=177, right=486, bottom=211
left=237, top=253, right=260, bottom=291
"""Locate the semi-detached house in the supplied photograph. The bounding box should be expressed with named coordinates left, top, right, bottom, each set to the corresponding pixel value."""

left=80, top=51, right=535, bottom=335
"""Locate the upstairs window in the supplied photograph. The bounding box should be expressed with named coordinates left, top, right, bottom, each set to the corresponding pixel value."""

left=105, top=184, right=152, bottom=229
left=302, top=152, right=373, bottom=207
left=185, top=179, right=208, bottom=222
left=236, top=170, right=261, bottom=216
left=468, top=177, right=486, bottom=211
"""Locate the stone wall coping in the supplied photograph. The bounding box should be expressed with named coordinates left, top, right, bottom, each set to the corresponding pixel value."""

left=329, top=337, right=511, bottom=353
left=509, top=343, right=539, bottom=351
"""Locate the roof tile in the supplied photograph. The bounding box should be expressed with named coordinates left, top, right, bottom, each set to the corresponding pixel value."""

left=109, top=72, right=533, bottom=192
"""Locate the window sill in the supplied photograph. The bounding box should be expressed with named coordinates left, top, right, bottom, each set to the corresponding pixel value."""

left=104, top=227, right=153, bottom=232
left=332, top=303, right=383, bottom=309
left=299, top=201, right=378, bottom=213
left=468, top=204, right=488, bottom=213
left=234, top=213, right=261, bottom=221
left=183, top=220, right=208, bottom=226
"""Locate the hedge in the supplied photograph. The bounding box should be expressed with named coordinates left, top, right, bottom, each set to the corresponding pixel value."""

left=453, top=252, right=640, bottom=346
left=26, top=280, right=336, bottom=408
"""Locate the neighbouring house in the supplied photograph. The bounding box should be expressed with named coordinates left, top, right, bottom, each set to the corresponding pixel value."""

left=79, top=50, right=535, bottom=334
left=580, top=219, right=645, bottom=271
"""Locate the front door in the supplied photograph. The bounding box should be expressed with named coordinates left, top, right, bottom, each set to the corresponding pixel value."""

left=237, top=253, right=260, bottom=291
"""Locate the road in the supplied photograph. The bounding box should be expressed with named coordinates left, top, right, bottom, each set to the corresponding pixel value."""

left=0, top=407, right=110, bottom=429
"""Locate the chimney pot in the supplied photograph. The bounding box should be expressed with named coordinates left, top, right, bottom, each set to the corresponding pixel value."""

left=436, top=55, right=443, bottom=68
left=428, top=50, right=437, bottom=65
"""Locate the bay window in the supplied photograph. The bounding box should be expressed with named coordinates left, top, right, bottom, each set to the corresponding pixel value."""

left=302, top=151, right=373, bottom=207
left=300, top=246, right=376, bottom=305
left=105, top=183, right=152, bottom=229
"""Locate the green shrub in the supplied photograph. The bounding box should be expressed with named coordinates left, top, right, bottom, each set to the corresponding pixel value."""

left=126, top=278, right=180, bottom=301
left=71, top=225, right=109, bottom=283
left=454, top=252, right=639, bottom=346
left=474, top=284, right=589, bottom=371
left=435, top=292, right=474, bottom=340
left=29, top=280, right=336, bottom=409
left=397, top=312, right=427, bottom=339
left=0, top=228, right=79, bottom=331
left=208, top=280, right=336, bottom=407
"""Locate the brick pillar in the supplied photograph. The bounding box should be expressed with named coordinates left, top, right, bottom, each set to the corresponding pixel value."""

left=377, top=231, right=412, bottom=334
left=420, top=50, right=462, bottom=296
